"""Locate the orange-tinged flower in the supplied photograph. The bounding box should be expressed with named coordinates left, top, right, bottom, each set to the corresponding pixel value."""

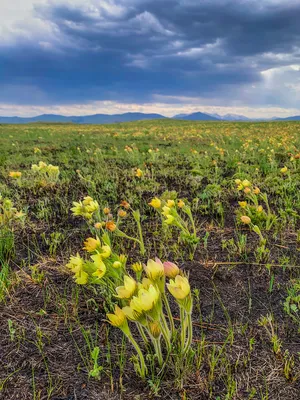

left=9, top=171, right=22, bottom=178
left=244, top=187, right=251, bottom=194
left=241, top=215, right=251, bottom=224
left=177, top=199, right=185, bottom=208
left=163, top=261, right=180, bottom=278
left=118, top=209, right=127, bottom=218
left=120, top=200, right=130, bottom=209
left=83, top=237, right=100, bottom=252
left=106, top=221, right=117, bottom=232
left=103, top=207, right=110, bottom=215
left=253, top=187, right=260, bottom=194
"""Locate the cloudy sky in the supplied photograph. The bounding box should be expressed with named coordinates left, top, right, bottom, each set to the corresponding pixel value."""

left=1, top=0, right=300, bottom=118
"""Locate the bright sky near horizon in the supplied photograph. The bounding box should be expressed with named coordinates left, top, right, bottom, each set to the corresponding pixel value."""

left=1, top=0, right=300, bottom=118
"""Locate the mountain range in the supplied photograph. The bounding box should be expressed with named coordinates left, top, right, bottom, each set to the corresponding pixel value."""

left=0, top=112, right=300, bottom=124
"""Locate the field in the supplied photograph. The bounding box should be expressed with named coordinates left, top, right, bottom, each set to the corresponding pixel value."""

left=0, top=120, right=300, bottom=400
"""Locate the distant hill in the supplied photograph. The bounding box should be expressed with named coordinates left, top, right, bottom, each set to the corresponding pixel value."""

left=173, top=112, right=219, bottom=121
left=274, top=115, right=300, bottom=121
left=0, top=112, right=167, bottom=124
left=210, top=113, right=251, bottom=121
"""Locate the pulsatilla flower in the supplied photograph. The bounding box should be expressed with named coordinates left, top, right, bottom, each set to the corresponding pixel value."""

left=91, top=253, right=107, bottom=279
left=106, top=221, right=117, bottom=232
left=167, top=275, right=190, bottom=300
left=280, top=166, right=288, bottom=174
left=107, top=306, right=127, bottom=328
left=253, top=187, right=260, bottom=194
left=116, top=275, right=137, bottom=299
left=130, top=285, right=160, bottom=314
left=166, top=199, right=175, bottom=208
left=9, top=171, right=22, bottom=178
left=164, top=215, right=175, bottom=225
left=177, top=199, right=185, bottom=208
left=83, top=237, right=100, bottom=252
left=241, top=215, right=251, bottom=224
left=120, top=200, right=130, bottom=209
left=238, top=201, right=247, bottom=208
left=118, top=209, right=127, bottom=218
left=148, top=197, right=161, bottom=209
left=135, top=168, right=143, bottom=177
left=144, top=259, right=164, bottom=281
left=66, top=253, right=84, bottom=274
left=103, top=207, right=110, bottom=215
left=163, top=261, right=180, bottom=278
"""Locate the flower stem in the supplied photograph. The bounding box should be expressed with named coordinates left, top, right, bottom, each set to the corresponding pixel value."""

left=153, top=338, right=163, bottom=366
left=183, top=312, right=193, bottom=355
left=126, top=334, right=147, bottom=378
left=179, top=306, right=187, bottom=351
left=162, top=292, right=175, bottom=335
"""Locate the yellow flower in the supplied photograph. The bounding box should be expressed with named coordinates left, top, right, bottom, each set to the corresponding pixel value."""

left=116, top=275, right=137, bottom=299
left=242, top=180, right=251, bottom=187
left=238, top=201, right=247, bottom=208
left=235, top=179, right=241, bottom=185
left=280, top=166, right=288, bottom=174
left=166, top=199, right=175, bottom=208
left=167, top=275, right=190, bottom=300
left=244, top=187, right=251, bottom=194
left=83, top=196, right=93, bottom=205
left=144, top=258, right=164, bottom=281
left=91, top=255, right=106, bottom=279
left=74, top=270, right=89, bottom=285
left=241, top=215, right=251, bottom=224
left=103, top=207, right=110, bottom=215
left=148, top=197, right=161, bottom=209
left=177, top=199, right=185, bottom=208
left=130, top=285, right=160, bottom=313
left=120, top=200, right=130, bottom=209
left=162, top=206, right=171, bottom=216
left=148, top=321, right=161, bottom=338
left=132, top=262, right=142, bottom=272
left=118, top=209, right=127, bottom=218
left=257, top=205, right=263, bottom=213
left=113, top=261, right=122, bottom=269
left=135, top=168, right=143, bottom=177
left=83, top=237, right=100, bottom=252
left=66, top=254, right=84, bottom=273
left=163, top=261, right=180, bottom=278
left=94, top=222, right=104, bottom=229
left=107, top=306, right=127, bottom=327
left=164, top=215, right=175, bottom=225
left=106, top=221, right=117, bottom=232
left=253, top=187, right=260, bottom=194
left=100, top=245, right=111, bottom=259
left=9, top=171, right=22, bottom=178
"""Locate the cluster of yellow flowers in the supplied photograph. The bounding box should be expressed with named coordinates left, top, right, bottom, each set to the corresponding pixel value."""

left=148, top=197, right=185, bottom=225
left=9, top=171, right=22, bottom=179
left=235, top=179, right=260, bottom=195
left=106, top=258, right=193, bottom=376
left=31, top=161, right=60, bottom=186
left=71, top=196, right=100, bottom=220
left=66, top=236, right=126, bottom=285
left=0, top=194, right=25, bottom=227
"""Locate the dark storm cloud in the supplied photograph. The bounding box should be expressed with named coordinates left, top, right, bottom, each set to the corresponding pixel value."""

left=1, top=0, right=300, bottom=105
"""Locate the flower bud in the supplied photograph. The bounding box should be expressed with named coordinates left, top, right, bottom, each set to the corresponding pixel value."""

left=241, top=215, right=251, bottom=224
left=163, top=261, right=180, bottom=278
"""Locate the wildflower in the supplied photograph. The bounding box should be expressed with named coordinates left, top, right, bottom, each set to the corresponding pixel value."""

left=91, top=254, right=106, bottom=279
left=166, top=199, right=175, bottom=208
left=164, top=215, right=175, bottom=225
left=149, top=197, right=161, bottom=209
left=244, top=187, right=251, bottom=194
left=75, top=270, right=89, bottom=285
left=120, top=200, right=130, bottom=209
left=130, top=285, right=160, bottom=314
left=135, top=168, right=143, bottom=178
left=177, top=199, right=185, bottom=208
left=235, top=179, right=242, bottom=185
left=162, top=206, right=171, bottom=216
left=107, top=306, right=127, bottom=328
left=118, top=209, right=127, bottom=218
left=132, top=262, right=142, bottom=272
left=242, top=180, right=251, bottom=187
left=116, top=275, right=137, bottom=299
left=257, top=205, right=263, bottom=213
left=100, top=245, right=111, bottom=259
left=238, top=201, right=247, bottom=208
left=241, top=215, right=251, bottom=224
left=94, top=222, right=104, bottom=229
left=34, top=147, right=41, bottom=154
left=9, top=171, right=22, bottom=178
left=103, top=207, right=110, bottom=215
left=66, top=254, right=84, bottom=273
left=83, top=237, right=100, bottom=252
left=280, top=166, right=288, bottom=174
left=167, top=275, right=190, bottom=300
left=253, top=187, right=260, bottom=194
left=163, top=261, right=180, bottom=278
left=113, top=261, right=122, bottom=269
left=106, top=221, right=117, bottom=232
left=148, top=321, right=161, bottom=338
left=144, top=259, right=164, bottom=281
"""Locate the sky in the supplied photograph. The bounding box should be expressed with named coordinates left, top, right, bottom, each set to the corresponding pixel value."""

left=1, top=0, right=300, bottom=118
